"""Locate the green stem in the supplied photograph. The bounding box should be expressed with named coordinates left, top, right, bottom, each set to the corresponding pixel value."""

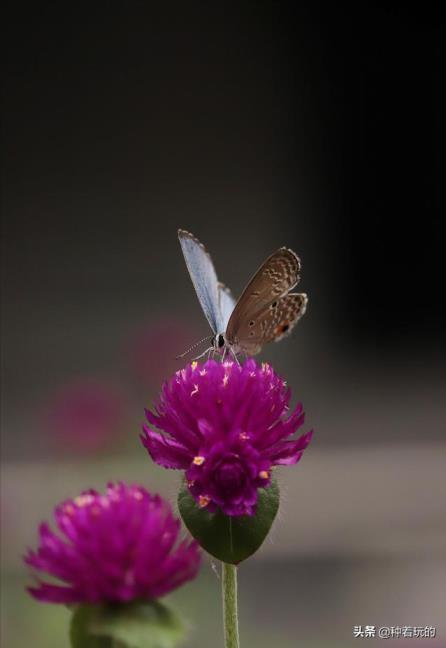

left=222, top=562, right=240, bottom=648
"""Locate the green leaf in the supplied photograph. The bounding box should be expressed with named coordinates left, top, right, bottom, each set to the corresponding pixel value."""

left=70, top=605, right=113, bottom=648
left=178, top=478, right=280, bottom=564
left=70, top=600, right=184, bottom=648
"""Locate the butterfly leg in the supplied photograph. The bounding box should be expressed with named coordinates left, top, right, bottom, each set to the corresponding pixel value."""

left=228, top=346, right=240, bottom=365
left=192, top=346, right=213, bottom=361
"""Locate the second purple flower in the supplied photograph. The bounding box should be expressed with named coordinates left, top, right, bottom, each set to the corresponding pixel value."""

left=142, top=359, right=312, bottom=516
left=25, top=483, right=201, bottom=604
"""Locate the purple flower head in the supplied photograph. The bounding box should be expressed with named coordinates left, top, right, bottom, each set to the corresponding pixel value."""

left=24, top=483, right=201, bottom=604
left=142, top=359, right=312, bottom=517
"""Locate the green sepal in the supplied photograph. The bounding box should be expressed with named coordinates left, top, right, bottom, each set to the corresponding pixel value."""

left=178, top=478, right=280, bottom=564
left=70, top=600, right=184, bottom=648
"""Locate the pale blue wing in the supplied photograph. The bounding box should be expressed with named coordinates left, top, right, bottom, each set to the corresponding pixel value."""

left=178, top=229, right=222, bottom=334
left=218, top=283, right=236, bottom=331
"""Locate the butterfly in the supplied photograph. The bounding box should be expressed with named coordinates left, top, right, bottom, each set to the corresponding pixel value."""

left=178, top=229, right=308, bottom=359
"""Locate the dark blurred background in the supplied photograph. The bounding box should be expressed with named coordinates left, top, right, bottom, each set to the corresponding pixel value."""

left=2, top=3, right=445, bottom=647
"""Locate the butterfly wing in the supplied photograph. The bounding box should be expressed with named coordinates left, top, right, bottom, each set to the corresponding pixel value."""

left=226, top=247, right=302, bottom=350
left=178, top=229, right=228, bottom=334
left=229, top=292, right=308, bottom=355
left=218, top=283, right=236, bottom=331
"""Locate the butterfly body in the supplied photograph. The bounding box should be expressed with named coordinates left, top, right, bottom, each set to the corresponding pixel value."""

left=178, top=229, right=308, bottom=358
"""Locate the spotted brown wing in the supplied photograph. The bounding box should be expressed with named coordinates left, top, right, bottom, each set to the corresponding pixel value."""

left=225, top=247, right=302, bottom=353
left=229, top=293, right=308, bottom=355
left=262, top=293, right=308, bottom=343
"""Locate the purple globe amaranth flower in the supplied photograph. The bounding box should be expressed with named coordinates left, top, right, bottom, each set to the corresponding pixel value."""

left=142, top=359, right=312, bottom=517
left=24, top=483, right=201, bottom=604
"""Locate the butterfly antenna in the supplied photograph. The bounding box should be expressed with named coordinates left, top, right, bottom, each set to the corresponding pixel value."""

left=176, top=336, right=212, bottom=359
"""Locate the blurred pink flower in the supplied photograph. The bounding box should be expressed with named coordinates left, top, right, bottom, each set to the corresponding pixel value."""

left=43, top=379, right=129, bottom=454
left=126, top=317, right=198, bottom=390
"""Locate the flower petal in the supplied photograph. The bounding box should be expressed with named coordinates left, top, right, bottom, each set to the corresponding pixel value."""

left=141, top=426, right=191, bottom=469
left=264, top=431, right=313, bottom=465
left=27, top=583, right=81, bottom=604
left=257, top=405, right=305, bottom=449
